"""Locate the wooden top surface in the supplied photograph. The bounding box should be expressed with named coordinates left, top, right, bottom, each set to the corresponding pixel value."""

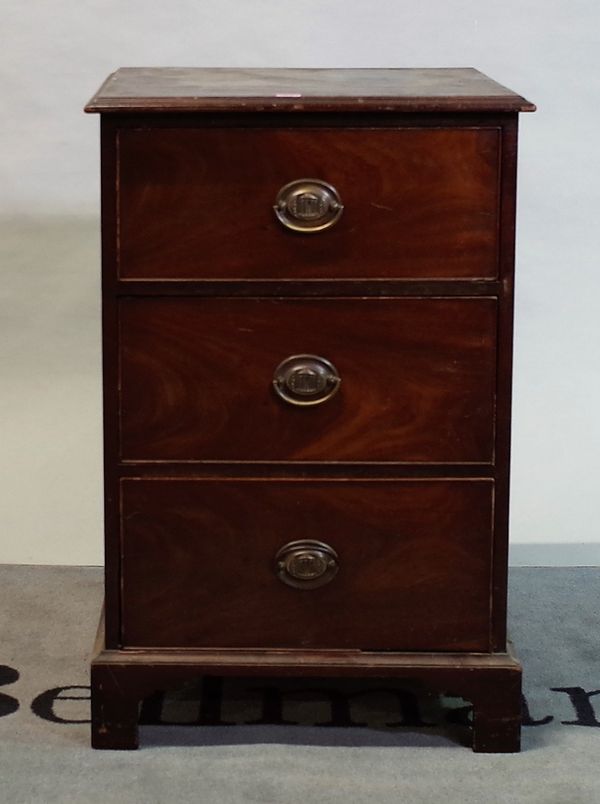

left=85, top=68, right=535, bottom=114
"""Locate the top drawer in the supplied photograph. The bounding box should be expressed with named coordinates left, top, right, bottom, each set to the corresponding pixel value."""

left=116, top=127, right=500, bottom=281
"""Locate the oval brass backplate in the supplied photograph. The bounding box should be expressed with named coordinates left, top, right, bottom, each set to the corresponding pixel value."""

left=274, top=179, right=344, bottom=233
left=273, top=354, right=341, bottom=407
left=275, top=540, right=339, bottom=589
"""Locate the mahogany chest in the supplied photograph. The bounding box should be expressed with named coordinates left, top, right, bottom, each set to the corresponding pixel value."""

left=85, top=68, right=534, bottom=751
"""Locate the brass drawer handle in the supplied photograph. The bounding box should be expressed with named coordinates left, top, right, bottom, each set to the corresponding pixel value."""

left=273, top=354, right=341, bottom=406
left=274, top=179, right=344, bottom=233
left=275, top=540, right=339, bottom=589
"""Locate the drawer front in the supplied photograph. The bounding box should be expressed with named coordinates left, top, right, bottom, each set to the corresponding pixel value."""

left=119, top=297, right=497, bottom=463
left=120, top=479, right=493, bottom=650
left=117, top=127, right=500, bottom=280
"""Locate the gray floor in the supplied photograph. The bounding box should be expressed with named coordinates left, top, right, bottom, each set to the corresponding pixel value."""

left=1, top=565, right=599, bottom=803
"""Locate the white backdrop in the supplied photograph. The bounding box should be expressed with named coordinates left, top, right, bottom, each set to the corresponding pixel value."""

left=1, top=0, right=599, bottom=565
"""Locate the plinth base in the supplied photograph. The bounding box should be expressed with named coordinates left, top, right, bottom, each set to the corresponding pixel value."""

left=91, top=614, right=522, bottom=752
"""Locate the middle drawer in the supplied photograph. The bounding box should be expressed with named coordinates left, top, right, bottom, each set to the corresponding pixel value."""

left=119, top=297, right=497, bottom=463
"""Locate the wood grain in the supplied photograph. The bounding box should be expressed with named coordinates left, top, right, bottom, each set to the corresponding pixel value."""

left=117, top=127, right=501, bottom=280
left=118, top=297, right=497, bottom=463
left=91, top=628, right=522, bottom=751
left=90, top=67, right=533, bottom=752
left=120, top=478, right=493, bottom=651
left=85, top=67, right=535, bottom=114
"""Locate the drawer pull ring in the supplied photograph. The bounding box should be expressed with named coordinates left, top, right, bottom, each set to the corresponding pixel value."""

left=275, top=540, right=339, bottom=589
left=274, top=179, right=344, bottom=232
left=273, top=354, right=341, bottom=406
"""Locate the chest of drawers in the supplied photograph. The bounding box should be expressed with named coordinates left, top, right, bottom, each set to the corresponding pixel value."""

left=86, top=68, right=534, bottom=751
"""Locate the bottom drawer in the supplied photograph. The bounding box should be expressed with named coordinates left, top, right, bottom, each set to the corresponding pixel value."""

left=120, top=478, right=493, bottom=651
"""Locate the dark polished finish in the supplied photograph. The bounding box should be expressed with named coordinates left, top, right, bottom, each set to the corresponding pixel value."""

left=88, top=67, right=533, bottom=752
left=91, top=612, right=522, bottom=753
left=119, top=297, right=497, bottom=463
left=85, top=67, right=535, bottom=114
left=120, top=479, right=493, bottom=650
left=116, top=127, right=500, bottom=280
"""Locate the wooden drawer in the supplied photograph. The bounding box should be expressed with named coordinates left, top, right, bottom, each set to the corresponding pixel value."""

left=117, top=127, right=500, bottom=280
left=120, top=478, right=493, bottom=650
left=119, top=297, right=497, bottom=463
